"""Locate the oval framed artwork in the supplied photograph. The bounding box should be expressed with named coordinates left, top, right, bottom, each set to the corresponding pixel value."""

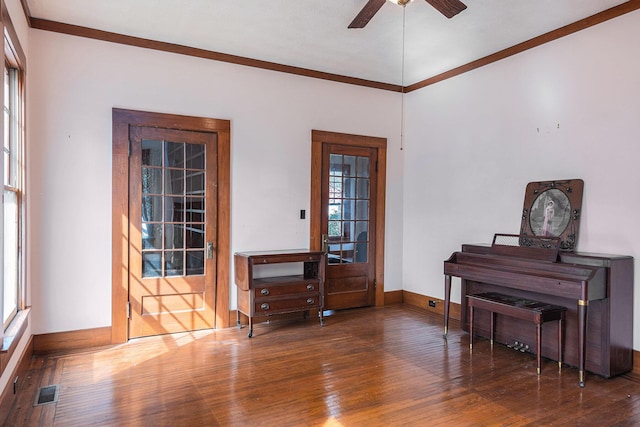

left=520, top=179, right=583, bottom=251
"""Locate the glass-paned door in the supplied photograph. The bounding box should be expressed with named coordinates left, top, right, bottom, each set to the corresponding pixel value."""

left=322, top=144, right=377, bottom=310
left=129, top=126, right=218, bottom=338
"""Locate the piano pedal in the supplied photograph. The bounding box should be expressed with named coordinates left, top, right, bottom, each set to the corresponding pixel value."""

left=508, top=341, right=530, bottom=352
left=507, top=341, right=521, bottom=350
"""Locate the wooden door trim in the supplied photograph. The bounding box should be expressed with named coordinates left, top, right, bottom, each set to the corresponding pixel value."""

left=112, top=108, right=231, bottom=344
left=310, top=130, right=387, bottom=307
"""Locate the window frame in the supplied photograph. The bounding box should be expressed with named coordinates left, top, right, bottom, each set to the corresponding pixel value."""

left=2, top=6, right=26, bottom=333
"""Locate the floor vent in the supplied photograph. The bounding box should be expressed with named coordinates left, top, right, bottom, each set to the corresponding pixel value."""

left=34, top=384, right=60, bottom=406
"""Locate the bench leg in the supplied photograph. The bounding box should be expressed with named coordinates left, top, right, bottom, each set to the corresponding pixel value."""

left=490, top=311, right=495, bottom=347
left=536, top=323, right=542, bottom=375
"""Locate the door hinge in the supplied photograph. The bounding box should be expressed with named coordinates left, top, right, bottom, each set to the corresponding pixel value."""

left=126, top=301, right=131, bottom=319
left=128, top=139, right=131, bottom=157
left=374, top=280, right=377, bottom=289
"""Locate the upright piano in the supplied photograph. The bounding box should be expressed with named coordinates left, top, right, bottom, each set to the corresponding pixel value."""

left=443, top=236, right=633, bottom=385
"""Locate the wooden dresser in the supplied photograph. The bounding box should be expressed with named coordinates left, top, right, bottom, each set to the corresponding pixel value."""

left=234, top=249, right=325, bottom=337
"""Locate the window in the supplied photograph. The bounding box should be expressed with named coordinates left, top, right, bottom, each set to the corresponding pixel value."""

left=2, top=24, right=25, bottom=331
left=327, top=153, right=370, bottom=264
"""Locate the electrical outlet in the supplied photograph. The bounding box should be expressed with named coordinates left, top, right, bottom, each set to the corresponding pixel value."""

left=428, top=300, right=437, bottom=308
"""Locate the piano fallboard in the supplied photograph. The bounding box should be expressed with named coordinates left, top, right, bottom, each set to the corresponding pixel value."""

left=445, top=251, right=607, bottom=301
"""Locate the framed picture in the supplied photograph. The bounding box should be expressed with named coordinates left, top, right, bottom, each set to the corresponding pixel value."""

left=520, top=179, right=583, bottom=251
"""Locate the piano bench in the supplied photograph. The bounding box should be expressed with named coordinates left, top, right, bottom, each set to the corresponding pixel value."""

left=467, top=292, right=566, bottom=375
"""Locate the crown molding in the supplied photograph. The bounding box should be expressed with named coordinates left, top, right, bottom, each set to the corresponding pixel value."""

left=29, top=17, right=403, bottom=93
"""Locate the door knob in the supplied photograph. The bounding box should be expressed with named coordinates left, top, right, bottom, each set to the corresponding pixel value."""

left=321, top=234, right=328, bottom=254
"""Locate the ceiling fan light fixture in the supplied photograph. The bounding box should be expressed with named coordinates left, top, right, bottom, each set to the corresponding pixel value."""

left=388, top=0, right=413, bottom=6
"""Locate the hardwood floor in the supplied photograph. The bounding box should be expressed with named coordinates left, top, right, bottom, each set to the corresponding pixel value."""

left=5, top=305, right=640, bottom=426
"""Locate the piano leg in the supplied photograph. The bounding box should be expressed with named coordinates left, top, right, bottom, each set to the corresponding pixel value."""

left=578, top=299, right=588, bottom=387
left=444, top=275, right=452, bottom=337
left=536, top=323, right=542, bottom=375
left=469, top=304, right=474, bottom=351
left=558, top=316, right=563, bottom=371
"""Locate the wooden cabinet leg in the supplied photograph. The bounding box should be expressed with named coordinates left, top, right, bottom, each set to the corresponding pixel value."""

left=444, top=275, right=451, bottom=337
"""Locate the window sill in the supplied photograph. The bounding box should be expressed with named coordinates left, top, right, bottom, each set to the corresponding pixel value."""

left=1, top=308, right=30, bottom=375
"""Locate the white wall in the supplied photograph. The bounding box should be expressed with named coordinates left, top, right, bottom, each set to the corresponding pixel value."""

left=27, top=30, right=405, bottom=334
left=403, top=10, right=640, bottom=347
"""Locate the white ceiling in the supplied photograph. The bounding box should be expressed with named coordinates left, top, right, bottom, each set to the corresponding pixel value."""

left=27, top=0, right=630, bottom=86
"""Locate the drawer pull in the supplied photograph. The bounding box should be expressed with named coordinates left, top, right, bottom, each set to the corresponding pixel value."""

left=261, top=288, right=270, bottom=296
left=306, top=298, right=315, bottom=305
left=306, top=284, right=314, bottom=291
left=260, top=303, right=270, bottom=310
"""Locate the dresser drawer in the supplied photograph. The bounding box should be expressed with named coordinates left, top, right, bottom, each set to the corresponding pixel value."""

left=255, top=294, right=321, bottom=313
left=255, top=281, right=320, bottom=298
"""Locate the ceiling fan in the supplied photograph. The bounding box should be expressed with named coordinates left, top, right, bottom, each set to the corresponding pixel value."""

left=349, top=0, right=467, bottom=28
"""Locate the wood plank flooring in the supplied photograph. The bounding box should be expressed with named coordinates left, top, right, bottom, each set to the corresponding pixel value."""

left=5, top=305, right=640, bottom=426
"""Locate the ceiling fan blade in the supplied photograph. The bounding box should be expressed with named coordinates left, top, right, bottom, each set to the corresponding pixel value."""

left=348, top=0, right=387, bottom=29
left=424, top=0, right=467, bottom=19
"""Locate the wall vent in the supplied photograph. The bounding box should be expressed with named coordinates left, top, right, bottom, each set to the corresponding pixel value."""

left=34, top=384, right=60, bottom=406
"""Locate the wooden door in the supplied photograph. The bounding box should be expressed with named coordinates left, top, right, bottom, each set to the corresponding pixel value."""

left=309, top=130, right=387, bottom=309
left=128, top=126, right=218, bottom=338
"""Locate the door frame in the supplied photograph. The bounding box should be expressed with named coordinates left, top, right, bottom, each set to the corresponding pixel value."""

left=310, top=130, right=387, bottom=306
left=112, top=108, right=231, bottom=343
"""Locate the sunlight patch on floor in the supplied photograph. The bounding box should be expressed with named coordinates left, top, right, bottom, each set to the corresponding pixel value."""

left=85, top=329, right=217, bottom=382
left=323, top=417, right=345, bottom=427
